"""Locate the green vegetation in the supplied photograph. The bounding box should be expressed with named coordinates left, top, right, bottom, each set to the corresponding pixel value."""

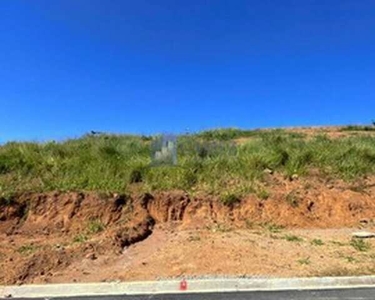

left=262, top=222, right=284, bottom=233
left=220, top=192, right=241, bottom=206
left=330, top=240, right=347, bottom=247
left=73, top=233, right=89, bottom=243
left=17, top=244, right=39, bottom=255
left=297, top=257, right=311, bottom=265
left=72, top=219, right=105, bottom=243
left=311, top=239, right=324, bottom=246
left=350, top=238, right=371, bottom=252
left=344, top=256, right=358, bottom=263
left=256, top=188, right=270, bottom=200
left=2, top=128, right=375, bottom=199
left=87, top=219, right=105, bottom=234
left=283, top=234, right=304, bottom=242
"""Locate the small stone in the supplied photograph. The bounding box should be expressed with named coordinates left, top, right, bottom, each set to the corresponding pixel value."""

left=86, top=253, right=97, bottom=260
left=291, top=174, right=299, bottom=181
left=264, top=168, right=274, bottom=175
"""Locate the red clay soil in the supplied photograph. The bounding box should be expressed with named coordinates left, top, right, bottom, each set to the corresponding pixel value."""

left=2, top=175, right=375, bottom=284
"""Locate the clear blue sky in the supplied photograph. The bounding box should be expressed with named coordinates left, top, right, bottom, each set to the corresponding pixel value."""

left=1, top=0, right=375, bottom=142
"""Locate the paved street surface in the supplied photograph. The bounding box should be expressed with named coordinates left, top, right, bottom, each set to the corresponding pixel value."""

left=13, top=288, right=375, bottom=300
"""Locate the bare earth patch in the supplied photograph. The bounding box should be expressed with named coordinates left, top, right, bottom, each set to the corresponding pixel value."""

left=2, top=178, right=375, bottom=285
left=2, top=226, right=375, bottom=284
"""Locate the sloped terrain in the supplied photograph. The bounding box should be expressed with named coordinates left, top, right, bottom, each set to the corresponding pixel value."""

left=2, top=173, right=375, bottom=284
left=2, top=126, right=375, bottom=284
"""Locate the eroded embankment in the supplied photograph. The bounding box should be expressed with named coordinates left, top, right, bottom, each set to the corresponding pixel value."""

left=3, top=188, right=375, bottom=235
left=1, top=183, right=375, bottom=284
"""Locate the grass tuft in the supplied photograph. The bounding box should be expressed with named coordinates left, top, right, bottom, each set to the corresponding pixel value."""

left=350, top=238, right=371, bottom=252
left=262, top=222, right=284, bottom=233
left=297, top=257, right=311, bottom=265
left=283, top=234, right=304, bottom=242
left=87, top=219, right=105, bottom=234
left=311, top=239, right=324, bottom=246
left=17, top=244, right=39, bottom=255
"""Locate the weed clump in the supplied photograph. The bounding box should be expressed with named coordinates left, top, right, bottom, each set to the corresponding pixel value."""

left=311, top=239, right=324, bottom=246
left=87, top=219, right=105, bottom=234
left=283, top=235, right=303, bottom=242
left=17, top=244, right=39, bottom=255
left=350, top=238, right=371, bottom=252
left=220, top=192, right=241, bottom=206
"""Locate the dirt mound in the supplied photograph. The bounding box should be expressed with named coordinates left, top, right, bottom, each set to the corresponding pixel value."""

left=2, top=178, right=375, bottom=284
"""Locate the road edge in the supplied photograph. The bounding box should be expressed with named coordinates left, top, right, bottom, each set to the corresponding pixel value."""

left=1, top=276, right=375, bottom=298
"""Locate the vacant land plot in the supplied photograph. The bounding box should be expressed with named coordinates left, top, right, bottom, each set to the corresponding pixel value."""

left=2, top=126, right=375, bottom=284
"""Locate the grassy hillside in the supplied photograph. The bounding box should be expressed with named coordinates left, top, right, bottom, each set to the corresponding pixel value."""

left=1, top=128, right=375, bottom=202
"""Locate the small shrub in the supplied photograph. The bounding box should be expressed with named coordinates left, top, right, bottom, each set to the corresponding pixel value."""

left=311, top=239, right=324, bottom=246
left=283, top=235, right=303, bottom=242
left=129, top=166, right=146, bottom=183
left=256, top=188, right=269, bottom=200
left=17, top=244, right=39, bottom=255
left=344, top=256, right=358, bottom=263
left=297, top=257, right=311, bottom=265
left=350, top=238, right=371, bottom=252
left=87, top=219, right=105, bottom=234
left=262, top=222, right=284, bottom=233
left=220, top=192, right=241, bottom=206
left=73, top=233, right=88, bottom=243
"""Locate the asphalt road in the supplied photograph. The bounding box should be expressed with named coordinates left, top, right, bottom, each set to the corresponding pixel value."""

left=12, top=288, right=375, bottom=300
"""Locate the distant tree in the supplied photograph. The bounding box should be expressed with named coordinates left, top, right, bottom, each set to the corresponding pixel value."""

left=372, top=120, right=375, bottom=127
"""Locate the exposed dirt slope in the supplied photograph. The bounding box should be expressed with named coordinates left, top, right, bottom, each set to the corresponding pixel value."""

left=2, top=175, right=375, bottom=284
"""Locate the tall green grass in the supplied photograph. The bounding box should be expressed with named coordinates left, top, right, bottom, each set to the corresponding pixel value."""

left=1, top=129, right=375, bottom=201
